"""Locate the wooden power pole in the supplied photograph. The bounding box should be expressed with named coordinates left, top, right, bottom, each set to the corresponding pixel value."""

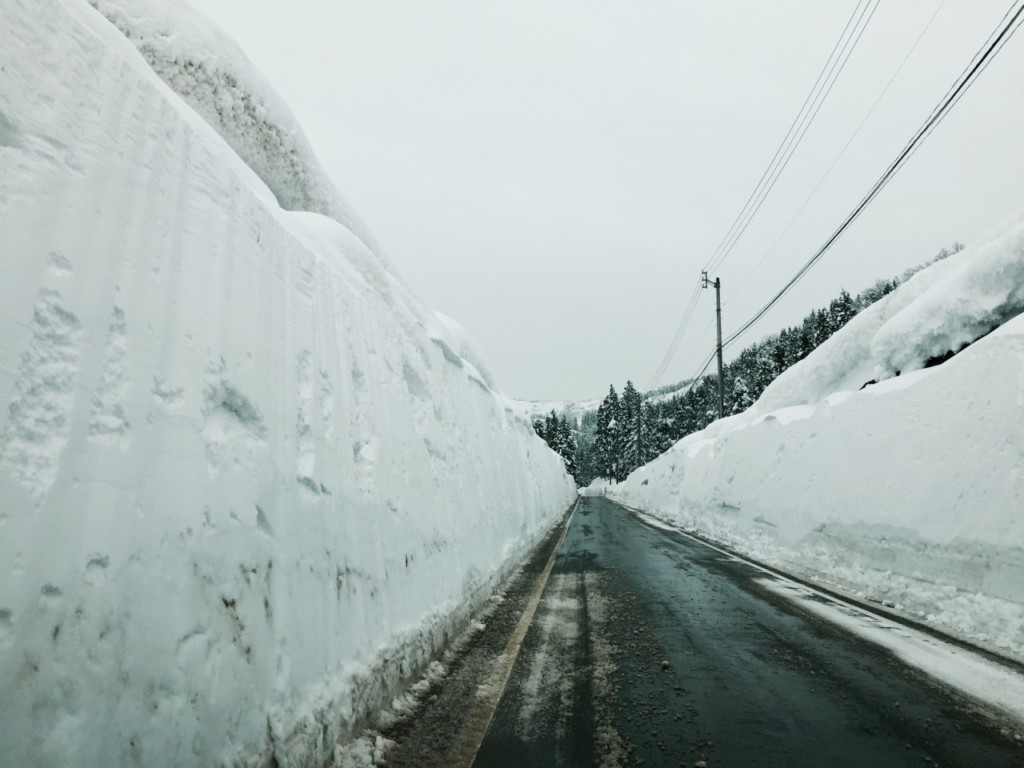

left=702, top=271, right=725, bottom=420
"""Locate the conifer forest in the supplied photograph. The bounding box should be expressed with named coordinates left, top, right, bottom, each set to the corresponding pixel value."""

left=535, top=245, right=963, bottom=486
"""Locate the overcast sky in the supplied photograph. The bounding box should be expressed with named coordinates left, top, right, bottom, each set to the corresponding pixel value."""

left=200, top=0, right=1024, bottom=402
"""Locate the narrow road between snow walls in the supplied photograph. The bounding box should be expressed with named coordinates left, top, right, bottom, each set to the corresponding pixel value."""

left=363, top=497, right=1024, bottom=768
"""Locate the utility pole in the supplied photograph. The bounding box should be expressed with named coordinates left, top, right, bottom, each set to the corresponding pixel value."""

left=702, top=271, right=725, bottom=420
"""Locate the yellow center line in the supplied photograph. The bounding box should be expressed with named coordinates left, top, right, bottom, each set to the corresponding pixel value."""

left=445, top=498, right=579, bottom=767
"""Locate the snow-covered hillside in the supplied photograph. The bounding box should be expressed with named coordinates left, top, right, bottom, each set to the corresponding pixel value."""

left=606, top=212, right=1024, bottom=660
left=517, top=378, right=698, bottom=438
left=0, top=2, right=574, bottom=766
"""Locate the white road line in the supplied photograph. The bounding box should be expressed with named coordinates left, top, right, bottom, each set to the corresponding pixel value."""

left=627, top=505, right=1024, bottom=728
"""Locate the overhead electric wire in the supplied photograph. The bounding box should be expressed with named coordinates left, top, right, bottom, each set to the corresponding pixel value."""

left=645, top=281, right=702, bottom=390
left=722, top=0, right=1024, bottom=350
left=724, top=0, right=949, bottom=308
left=702, top=0, right=867, bottom=274
left=647, top=0, right=878, bottom=391
left=666, top=319, right=714, bottom=388
left=646, top=343, right=713, bottom=411
left=668, top=348, right=719, bottom=404
left=703, top=0, right=879, bottom=277
left=706, top=0, right=880, bottom=277
left=898, top=1, right=1024, bottom=166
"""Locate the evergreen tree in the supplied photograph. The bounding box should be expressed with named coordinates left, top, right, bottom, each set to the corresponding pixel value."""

left=619, top=380, right=643, bottom=478
left=731, top=375, right=753, bottom=414
left=594, top=385, right=621, bottom=480
left=574, top=409, right=599, bottom=486
left=830, top=289, right=856, bottom=329
left=640, top=401, right=661, bottom=463
left=544, top=410, right=559, bottom=446
left=556, top=416, right=577, bottom=478
left=651, top=402, right=676, bottom=456
left=570, top=245, right=961, bottom=484
left=531, top=410, right=583, bottom=484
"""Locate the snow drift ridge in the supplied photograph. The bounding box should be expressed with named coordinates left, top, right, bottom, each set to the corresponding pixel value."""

left=756, top=210, right=1024, bottom=414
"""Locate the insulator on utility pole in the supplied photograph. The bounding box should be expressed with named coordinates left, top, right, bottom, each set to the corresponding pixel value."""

left=702, top=271, right=725, bottom=420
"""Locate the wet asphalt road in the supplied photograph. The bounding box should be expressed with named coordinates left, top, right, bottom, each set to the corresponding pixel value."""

left=473, top=496, right=1023, bottom=768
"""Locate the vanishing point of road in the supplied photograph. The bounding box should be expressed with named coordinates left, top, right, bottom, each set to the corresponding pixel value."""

left=388, top=496, right=1024, bottom=767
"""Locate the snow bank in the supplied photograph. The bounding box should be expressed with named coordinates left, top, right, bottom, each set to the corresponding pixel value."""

left=0, top=2, right=574, bottom=766
left=430, top=310, right=500, bottom=392
left=87, top=0, right=379, bottom=255
left=756, top=211, right=1024, bottom=411
left=608, top=214, right=1024, bottom=660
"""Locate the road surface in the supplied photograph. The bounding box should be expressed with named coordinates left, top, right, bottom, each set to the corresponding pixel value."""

left=472, top=496, right=1021, bottom=767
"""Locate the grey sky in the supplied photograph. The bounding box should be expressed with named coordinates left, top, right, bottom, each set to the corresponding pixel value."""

left=200, top=0, right=1024, bottom=401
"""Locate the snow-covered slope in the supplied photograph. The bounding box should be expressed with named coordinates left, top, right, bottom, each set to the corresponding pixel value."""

left=516, top=397, right=603, bottom=427
left=607, top=213, right=1024, bottom=660
left=0, top=2, right=574, bottom=766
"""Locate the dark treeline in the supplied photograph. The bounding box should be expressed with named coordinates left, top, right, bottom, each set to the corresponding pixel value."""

left=536, top=244, right=963, bottom=486
left=532, top=410, right=578, bottom=479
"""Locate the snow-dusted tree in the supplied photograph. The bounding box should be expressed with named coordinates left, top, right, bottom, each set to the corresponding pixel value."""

left=532, top=410, right=583, bottom=484
left=556, top=416, right=577, bottom=479
left=830, top=289, right=857, bottom=330
left=731, top=376, right=753, bottom=414
left=544, top=410, right=559, bottom=446
left=619, top=380, right=644, bottom=478
left=640, top=401, right=662, bottom=463
left=594, top=386, right=621, bottom=480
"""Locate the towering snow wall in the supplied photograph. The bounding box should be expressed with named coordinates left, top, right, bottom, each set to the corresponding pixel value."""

left=86, top=0, right=380, bottom=256
left=0, top=2, right=575, bottom=766
left=609, top=212, right=1024, bottom=660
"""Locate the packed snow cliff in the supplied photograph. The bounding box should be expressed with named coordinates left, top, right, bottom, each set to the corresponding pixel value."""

left=606, top=210, right=1024, bottom=660
left=87, top=0, right=380, bottom=256
left=0, top=2, right=575, bottom=766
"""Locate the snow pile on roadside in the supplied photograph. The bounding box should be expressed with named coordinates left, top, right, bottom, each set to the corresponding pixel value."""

left=756, top=211, right=1024, bottom=411
left=607, top=212, right=1024, bottom=660
left=0, top=2, right=574, bottom=766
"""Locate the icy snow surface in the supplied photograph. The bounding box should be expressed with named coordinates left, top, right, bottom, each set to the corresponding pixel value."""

left=0, top=2, right=574, bottom=766
left=605, top=212, right=1024, bottom=661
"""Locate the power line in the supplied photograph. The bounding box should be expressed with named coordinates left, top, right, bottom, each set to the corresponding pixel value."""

left=725, top=0, right=949, bottom=307
left=674, top=319, right=716, bottom=376
left=702, top=0, right=867, bottom=273
left=722, top=0, right=1024, bottom=350
left=645, top=281, right=702, bottom=389
left=899, top=2, right=1024, bottom=167
left=706, top=0, right=880, bottom=277
left=646, top=0, right=877, bottom=391
left=660, top=349, right=718, bottom=406
left=704, top=0, right=878, bottom=277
